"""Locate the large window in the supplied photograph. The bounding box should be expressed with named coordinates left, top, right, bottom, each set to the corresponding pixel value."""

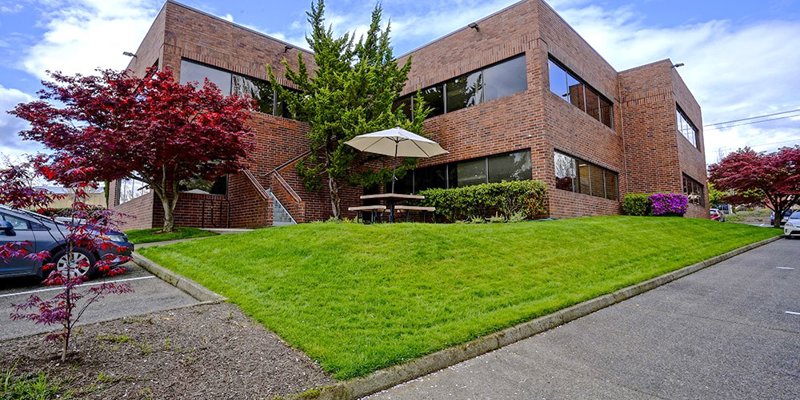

left=386, top=149, right=532, bottom=193
left=553, top=151, right=618, bottom=200
left=119, top=178, right=148, bottom=204
left=676, top=106, right=699, bottom=149
left=395, top=54, right=527, bottom=119
left=683, top=174, right=704, bottom=206
left=548, top=57, right=614, bottom=129
left=180, top=59, right=296, bottom=119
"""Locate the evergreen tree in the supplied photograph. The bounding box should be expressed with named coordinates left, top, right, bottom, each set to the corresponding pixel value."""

left=272, top=0, right=428, bottom=218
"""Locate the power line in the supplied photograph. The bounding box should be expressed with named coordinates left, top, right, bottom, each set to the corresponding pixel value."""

left=717, top=138, right=800, bottom=153
left=704, top=113, right=800, bottom=130
left=704, top=108, right=800, bottom=127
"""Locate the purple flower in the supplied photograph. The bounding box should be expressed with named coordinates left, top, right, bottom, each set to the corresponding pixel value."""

left=649, top=193, right=689, bottom=216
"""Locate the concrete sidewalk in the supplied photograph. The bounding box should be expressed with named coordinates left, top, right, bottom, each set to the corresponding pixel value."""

left=368, top=239, right=800, bottom=400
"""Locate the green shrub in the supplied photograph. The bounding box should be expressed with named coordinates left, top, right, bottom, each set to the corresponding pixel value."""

left=622, top=193, right=652, bottom=216
left=420, top=180, right=548, bottom=222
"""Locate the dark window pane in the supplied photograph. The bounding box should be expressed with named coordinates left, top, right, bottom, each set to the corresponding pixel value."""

left=554, top=152, right=577, bottom=191
left=446, top=71, right=483, bottom=113
left=421, top=85, right=444, bottom=117
left=210, top=176, right=228, bottom=195
left=548, top=59, right=569, bottom=102
left=416, top=165, right=447, bottom=191
left=577, top=160, right=591, bottom=195
left=585, top=88, right=600, bottom=121
left=393, top=96, right=413, bottom=120
left=389, top=170, right=414, bottom=194
left=600, top=98, right=614, bottom=129
left=447, top=164, right=456, bottom=188
left=484, top=55, right=527, bottom=102
left=456, top=158, right=487, bottom=187
left=488, top=150, right=531, bottom=183
left=590, top=164, right=605, bottom=198
left=604, top=170, right=618, bottom=200
left=568, top=77, right=585, bottom=112
left=180, top=60, right=232, bottom=95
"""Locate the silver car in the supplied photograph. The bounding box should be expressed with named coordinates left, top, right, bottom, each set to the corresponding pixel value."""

left=784, top=211, right=800, bottom=239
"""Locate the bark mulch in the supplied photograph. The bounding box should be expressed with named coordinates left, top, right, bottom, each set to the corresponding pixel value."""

left=1, top=302, right=334, bottom=399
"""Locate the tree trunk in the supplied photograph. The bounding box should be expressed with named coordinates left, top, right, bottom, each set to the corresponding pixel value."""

left=160, top=195, right=176, bottom=233
left=328, top=174, right=341, bottom=219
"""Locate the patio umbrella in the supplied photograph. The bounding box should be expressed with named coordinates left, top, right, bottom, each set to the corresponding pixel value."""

left=345, top=127, right=448, bottom=192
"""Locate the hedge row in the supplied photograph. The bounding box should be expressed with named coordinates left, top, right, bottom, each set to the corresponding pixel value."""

left=419, top=180, right=548, bottom=222
left=622, top=192, right=689, bottom=216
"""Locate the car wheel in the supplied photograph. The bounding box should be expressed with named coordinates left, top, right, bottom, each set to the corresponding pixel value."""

left=51, top=248, right=98, bottom=279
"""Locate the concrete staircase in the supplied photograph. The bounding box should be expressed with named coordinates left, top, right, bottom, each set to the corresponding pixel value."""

left=267, top=189, right=296, bottom=226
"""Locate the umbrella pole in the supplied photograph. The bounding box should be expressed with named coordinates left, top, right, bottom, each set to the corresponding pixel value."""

left=391, top=168, right=396, bottom=193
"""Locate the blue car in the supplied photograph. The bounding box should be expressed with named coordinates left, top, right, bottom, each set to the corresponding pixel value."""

left=0, top=205, right=134, bottom=279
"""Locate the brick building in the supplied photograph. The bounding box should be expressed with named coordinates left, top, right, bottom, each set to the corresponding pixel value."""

left=111, top=0, right=708, bottom=229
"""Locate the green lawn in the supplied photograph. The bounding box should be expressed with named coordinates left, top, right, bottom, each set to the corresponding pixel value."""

left=125, top=227, right=218, bottom=244
left=139, top=216, right=779, bottom=379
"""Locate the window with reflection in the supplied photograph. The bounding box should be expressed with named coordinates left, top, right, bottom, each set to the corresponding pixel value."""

left=682, top=174, right=704, bottom=206
left=457, top=158, right=487, bottom=187
left=180, top=59, right=297, bottom=120
left=548, top=56, right=614, bottom=130
left=676, top=106, right=699, bottom=149
left=385, top=150, right=532, bottom=193
left=180, top=60, right=233, bottom=94
left=488, top=151, right=531, bottom=183
left=553, top=151, right=618, bottom=201
left=394, top=54, right=527, bottom=120
left=446, top=71, right=483, bottom=113
left=554, top=152, right=577, bottom=191
left=483, top=55, right=527, bottom=102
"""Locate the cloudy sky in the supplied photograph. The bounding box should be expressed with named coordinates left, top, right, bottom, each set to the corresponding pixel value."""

left=1, top=0, right=798, bottom=164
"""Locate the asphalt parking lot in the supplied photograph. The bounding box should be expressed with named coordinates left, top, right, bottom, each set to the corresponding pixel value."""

left=0, top=261, right=198, bottom=341
left=368, top=238, right=800, bottom=400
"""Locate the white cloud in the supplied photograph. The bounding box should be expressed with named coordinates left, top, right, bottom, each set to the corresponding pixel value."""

left=0, top=3, right=23, bottom=14
left=0, top=85, right=41, bottom=158
left=21, top=0, right=160, bottom=80
left=548, top=2, right=800, bottom=163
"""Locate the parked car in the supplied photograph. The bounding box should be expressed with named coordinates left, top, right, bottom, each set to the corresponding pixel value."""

left=770, top=209, right=795, bottom=226
left=785, top=211, right=800, bottom=239
left=0, top=205, right=133, bottom=279
left=709, top=208, right=725, bottom=222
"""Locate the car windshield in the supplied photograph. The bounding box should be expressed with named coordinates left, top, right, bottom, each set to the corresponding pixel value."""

left=791, top=211, right=800, bottom=219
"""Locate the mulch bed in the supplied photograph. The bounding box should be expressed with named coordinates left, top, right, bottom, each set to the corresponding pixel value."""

left=1, top=303, right=334, bottom=399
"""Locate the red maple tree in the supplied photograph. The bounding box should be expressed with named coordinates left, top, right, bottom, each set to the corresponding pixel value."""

left=708, top=146, right=800, bottom=227
left=11, top=67, right=254, bottom=232
left=2, top=155, right=132, bottom=361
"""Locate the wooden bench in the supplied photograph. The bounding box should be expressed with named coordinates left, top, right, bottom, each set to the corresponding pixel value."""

left=393, top=205, right=436, bottom=222
left=348, top=205, right=386, bottom=223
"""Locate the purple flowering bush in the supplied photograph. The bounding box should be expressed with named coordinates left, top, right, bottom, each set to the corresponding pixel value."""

left=649, top=193, right=688, bottom=216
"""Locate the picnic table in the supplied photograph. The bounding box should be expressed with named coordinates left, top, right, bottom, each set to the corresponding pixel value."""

left=356, top=193, right=430, bottom=222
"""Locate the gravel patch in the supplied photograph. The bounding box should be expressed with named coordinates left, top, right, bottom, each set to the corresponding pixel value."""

left=1, top=302, right=334, bottom=399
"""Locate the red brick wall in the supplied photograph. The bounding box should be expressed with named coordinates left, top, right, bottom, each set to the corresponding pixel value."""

left=160, top=2, right=313, bottom=88
left=114, top=191, right=155, bottom=231
left=228, top=172, right=271, bottom=228
left=619, top=61, right=682, bottom=195
left=151, top=192, right=229, bottom=229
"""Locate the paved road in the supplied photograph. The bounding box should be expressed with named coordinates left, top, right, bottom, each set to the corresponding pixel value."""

left=368, top=239, right=800, bottom=400
left=0, top=261, right=198, bottom=341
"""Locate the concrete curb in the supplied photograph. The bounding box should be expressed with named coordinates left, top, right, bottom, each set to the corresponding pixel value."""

left=299, top=235, right=781, bottom=400
left=131, top=252, right=227, bottom=303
